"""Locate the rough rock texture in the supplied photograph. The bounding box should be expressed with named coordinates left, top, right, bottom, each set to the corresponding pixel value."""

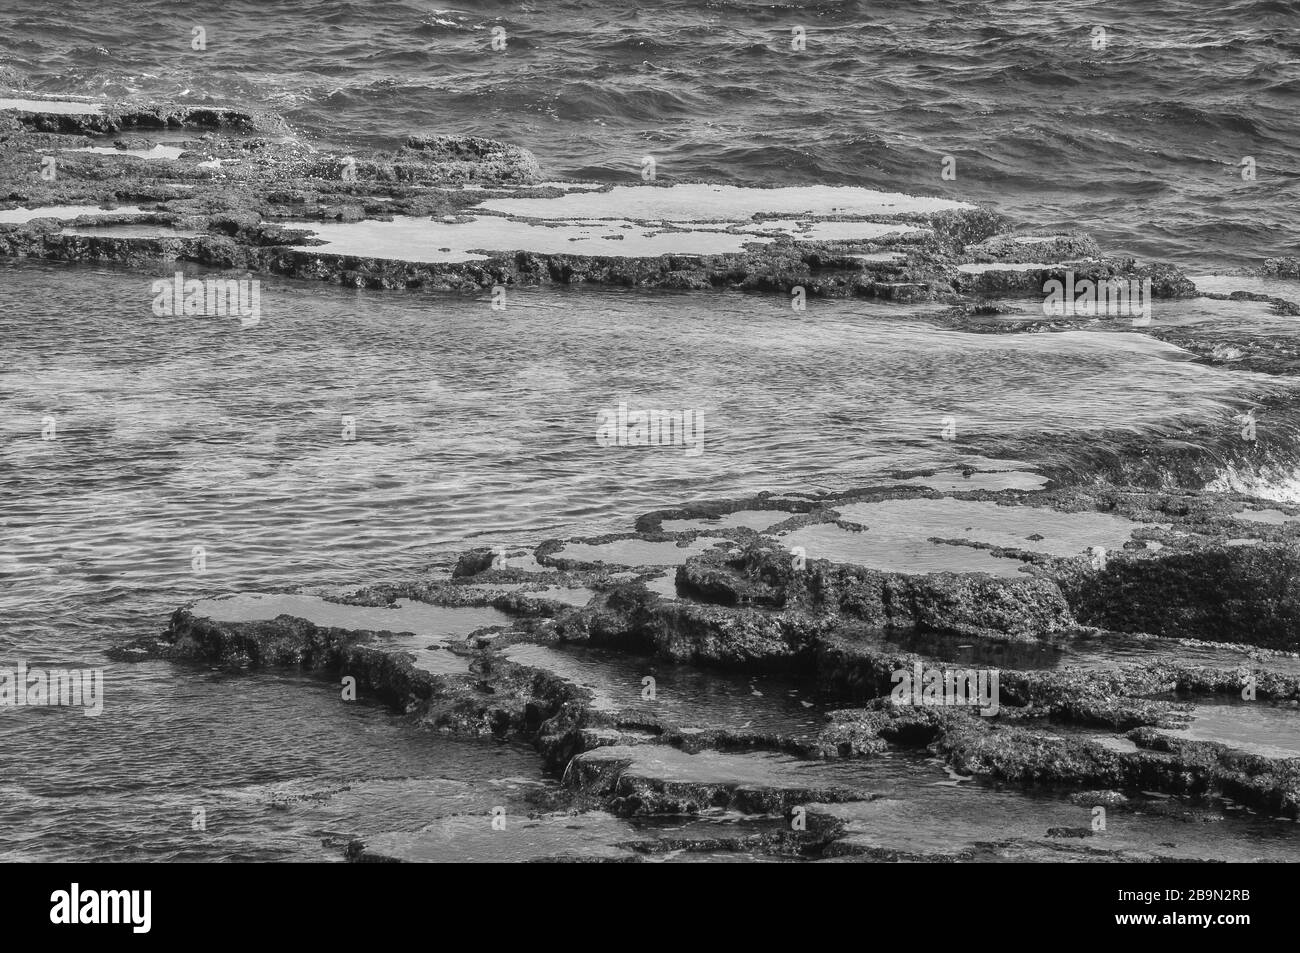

left=56, top=82, right=1297, bottom=861
left=1, top=92, right=1215, bottom=301
left=110, top=469, right=1300, bottom=861
left=1057, top=545, right=1300, bottom=648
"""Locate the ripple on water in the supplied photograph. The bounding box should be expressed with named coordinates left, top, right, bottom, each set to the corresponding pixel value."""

left=0, top=662, right=546, bottom=861
left=2, top=266, right=1293, bottom=860
left=360, top=811, right=639, bottom=863
left=814, top=781, right=1300, bottom=861
left=1159, top=701, right=1300, bottom=762
left=501, top=642, right=824, bottom=738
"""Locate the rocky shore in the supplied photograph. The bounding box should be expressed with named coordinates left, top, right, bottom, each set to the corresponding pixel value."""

left=4, top=92, right=1293, bottom=302
left=111, top=475, right=1300, bottom=862
left=12, top=90, right=1298, bottom=862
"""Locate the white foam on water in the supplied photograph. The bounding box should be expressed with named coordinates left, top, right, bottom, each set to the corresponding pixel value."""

left=65, top=145, right=186, bottom=160
left=1207, top=466, right=1300, bottom=504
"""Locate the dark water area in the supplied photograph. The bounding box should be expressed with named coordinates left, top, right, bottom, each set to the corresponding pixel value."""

left=2, top=0, right=1297, bottom=269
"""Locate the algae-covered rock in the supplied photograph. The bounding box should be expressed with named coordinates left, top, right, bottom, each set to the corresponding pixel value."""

left=1059, top=544, right=1300, bottom=650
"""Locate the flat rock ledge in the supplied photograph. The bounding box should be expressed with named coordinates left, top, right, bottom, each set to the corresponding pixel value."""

left=0, top=92, right=1249, bottom=303
left=116, top=475, right=1300, bottom=862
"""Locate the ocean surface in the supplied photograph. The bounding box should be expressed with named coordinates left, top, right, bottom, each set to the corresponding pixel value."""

left=2, top=0, right=1297, bottom=268
left=1, top=1, right=1298, bottom=861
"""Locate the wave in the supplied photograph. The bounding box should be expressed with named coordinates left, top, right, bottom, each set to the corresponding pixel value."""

left=1207, top=465, right=1300, bottom=503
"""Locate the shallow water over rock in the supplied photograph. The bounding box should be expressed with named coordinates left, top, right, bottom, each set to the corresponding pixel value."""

left=848, top=627, right=1071, bottom=670
left=1160, top=701, right=1300, bottom=761
left=781, top=522, right=1027, bottom=577
left=356, top=810, right=639, bottom=863
left=0, top=204, right=145, bottom=223
left=60, top=225, right=202, bottom=238
left=836, top=498, right=1155, bottom=558
left=850, top=625, right=1300, bottom=677
left=65, top=144, right=186, bottom=160
left=659, top=510, right=792, bottom=534
left=286, top=214, right=768, bottom=262
left=190, top=594, right=514, bottom=675
left=0, top=97, right=103, bottom=114
left=814, top=782, right=1299, bottom=862
left=551, top=537, right=723, bottom=568
left=1233, top=507, right=1300, bottom=525
left=897, top=469, right=1049, bottom=493
left=283, top=183, right=953, bottom=267
left=501, top=641, right=823, bottom=736
left=779, top=498, right=1156, bottom=576
left=286, top=213, right=923, bottom=263
left=569, top=743, right=897, bottom=801
left=191, top=593, right=510, bottom=638
left=1062, top=637, right=1300, bottom=677
left=477, top=183, right=970, bottom=221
